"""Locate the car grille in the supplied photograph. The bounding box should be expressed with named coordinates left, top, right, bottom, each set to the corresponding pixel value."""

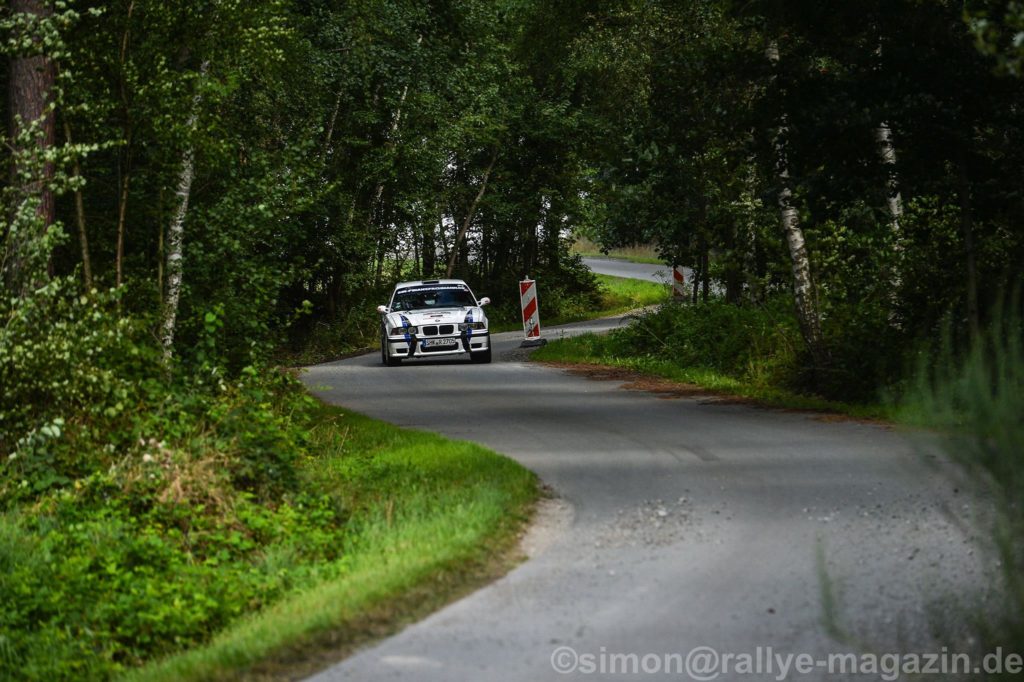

left=422, top=324, right=455, bottom=336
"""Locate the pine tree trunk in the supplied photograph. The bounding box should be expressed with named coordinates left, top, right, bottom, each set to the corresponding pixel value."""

left=161, top=61, right=208, bottom=362
left=6, top=0, right=56, bottom=292
left=766, top=41, right=826, bottom=366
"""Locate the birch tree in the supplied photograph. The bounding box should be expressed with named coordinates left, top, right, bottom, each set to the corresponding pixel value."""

left=160, top=61, right=208, bottom=362
left=766, top=40, right=826, bottom=365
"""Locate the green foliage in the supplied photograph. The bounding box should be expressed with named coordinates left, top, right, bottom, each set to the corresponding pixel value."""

left=0, top=397, right=537, bottom=682
left=605, top=299, right=801, bottom=386
left=3, top=0, right=1024, bottom=675
left=0, top=488, right=348, bottom=680
left=968, top=0, right=1024, bottom=76
left=0, top=283, right=156, bottom=500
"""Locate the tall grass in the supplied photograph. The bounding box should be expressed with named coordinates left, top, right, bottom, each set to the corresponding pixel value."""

left=902, top=299, right=1024, bottom=654
left=570, top=237, right=663, bottom=264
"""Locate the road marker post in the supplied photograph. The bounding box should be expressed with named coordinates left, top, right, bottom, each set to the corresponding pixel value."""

left=519, top=277, right=547, bottom=348
left=672, top=265, right=687, bottom=301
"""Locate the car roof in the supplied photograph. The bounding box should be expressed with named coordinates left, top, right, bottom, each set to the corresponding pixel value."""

left=392, top=279, right=470, bottom=290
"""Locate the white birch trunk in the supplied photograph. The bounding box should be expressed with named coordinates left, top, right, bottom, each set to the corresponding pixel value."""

left=874, top=122, right=905, bottom=301
left=766, top=42, right=825, bottom=363
left=874, top=122, right=904, bottom=231
left=161, top=61, right=208, bottom=362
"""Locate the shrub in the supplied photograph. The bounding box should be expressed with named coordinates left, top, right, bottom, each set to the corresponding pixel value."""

left=606, top=298, right=801, bottom=386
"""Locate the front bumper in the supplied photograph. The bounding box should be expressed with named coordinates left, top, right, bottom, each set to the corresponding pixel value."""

left=385, top=331, right=489, bottom=359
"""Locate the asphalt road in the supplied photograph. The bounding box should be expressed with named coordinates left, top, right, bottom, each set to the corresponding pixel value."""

left=301, top=304, right=986, bottom=681
left=582, top=256, right=676, bottom=284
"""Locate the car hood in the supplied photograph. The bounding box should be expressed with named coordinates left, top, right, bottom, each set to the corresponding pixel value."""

left=386, top=307, right=486, bottom=328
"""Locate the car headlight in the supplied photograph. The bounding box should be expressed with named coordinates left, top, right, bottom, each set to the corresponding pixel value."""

left=390, top=325, right=416, bottom=335
left=459, top=322, right=486, bottom=331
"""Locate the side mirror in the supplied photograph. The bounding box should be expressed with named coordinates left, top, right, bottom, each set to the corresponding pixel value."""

left=477, top=297, right=491, bottom=307
left=376, top=305, right=389, bottom=314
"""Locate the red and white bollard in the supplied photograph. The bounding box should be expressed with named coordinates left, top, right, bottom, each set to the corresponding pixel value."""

left=672, top=265, right=687, bottom=301
left=519, top=278, right=546, bottom=347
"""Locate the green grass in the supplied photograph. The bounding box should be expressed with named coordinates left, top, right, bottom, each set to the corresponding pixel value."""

left=592, top=274, right=670, bottom=312
left=532, top=331, right=893, bottom=421
left=490, top=274, right=669, bottom=333
left=571, top=237, right=663, bottom=265
left=120, top=404, right=537, bottom=682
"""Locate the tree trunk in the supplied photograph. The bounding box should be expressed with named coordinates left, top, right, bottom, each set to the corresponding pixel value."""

left=422, top=205, right=437, bottom=277
left=115, top=137, right=132, bottom=292
left=874, top=122, right=905, bottom=303
left=161, top=61, right=208, bottom=362
left=701, top=241, right=710, bottom=303
left=439, top=208, right=451, bottom=270
left=321, top=88, right=343, bottom=159
left=446, top=150, right=498, bottom=277
left=157, top=206, right=164, bottom=308
left=365, top=35, right=421, bottom=239
left=62, top=118, right=93, bottom=290
left=691, top=248, right=700, bottom=304
left=6, top=0, right=56, bottom=292
left=874, top=123, right=904, bottom=237
left=115, top=1, right=135, bottom=295
left=741, top=153, right=762, bottom=302
left=766, top=41, right=826, bottom=365
left=958, top=159, right=980, bottom=336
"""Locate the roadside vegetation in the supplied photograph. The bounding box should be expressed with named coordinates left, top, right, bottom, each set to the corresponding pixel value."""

left=532, top=299, right=892, bottom=419
left=899, top=302, right=1024, bottom=655
left=3, top=0, right=1024, bottom=679
left=491, top=274, right=669, bottom=333
left=570, top=237, right=662, bottom=265
left=1, top=375, right=536, bottom=681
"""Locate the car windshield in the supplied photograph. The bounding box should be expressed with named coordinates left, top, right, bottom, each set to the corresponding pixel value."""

left=391, top=285, right=476, bottom=311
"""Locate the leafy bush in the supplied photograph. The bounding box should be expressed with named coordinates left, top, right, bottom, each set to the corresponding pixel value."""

left=0, top=484, right=349, bottom=680
left=605, top=298, right=801, bottom=386
left=0, top=279, right=346, bottom=679
left=0, top=281, right=162, bottom=501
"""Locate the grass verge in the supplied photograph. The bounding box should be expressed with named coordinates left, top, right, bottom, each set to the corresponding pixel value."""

left=570, top=237, right=663, bottom=265
left=532, top=331, right=893, bottom=421
left=490, top=274, right=669, bottom=333
left=117, top=403, right=537, bottom=682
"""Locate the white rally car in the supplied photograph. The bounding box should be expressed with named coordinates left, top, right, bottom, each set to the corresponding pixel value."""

left=376, top=279, right=492, bottom=366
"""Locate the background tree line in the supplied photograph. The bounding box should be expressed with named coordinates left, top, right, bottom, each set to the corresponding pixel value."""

left=2, top=0, right=1023, bottom=676
left=565, top=0, right=1024, bottom=397
left=4, top=0, right=1019, bottom=404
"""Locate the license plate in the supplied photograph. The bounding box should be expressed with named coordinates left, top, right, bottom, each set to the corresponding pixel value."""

left=422, top=338, right=458, bottom=348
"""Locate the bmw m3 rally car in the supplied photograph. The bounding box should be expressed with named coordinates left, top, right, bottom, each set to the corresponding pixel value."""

left=376, top=279, right=491, bottom=366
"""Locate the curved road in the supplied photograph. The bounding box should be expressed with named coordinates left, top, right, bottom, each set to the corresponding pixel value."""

left=302, top=301, right=983, bottom=681
left=582, top=256, right=677, bottom=284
